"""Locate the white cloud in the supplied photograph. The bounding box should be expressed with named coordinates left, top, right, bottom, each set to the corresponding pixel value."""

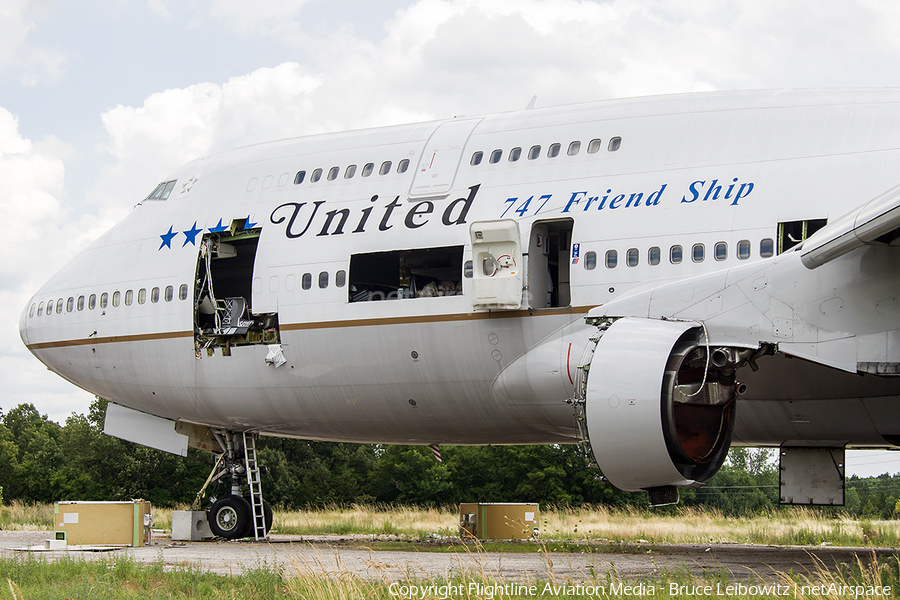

left=0, top=104, right=94, bottom=423
left=209, top=0, right=310, bottom=34
left=147, top=0, right=173, bottom=19
left=94, top=63, right=325, bottom=210
left=0, top=0, right=70, bottom=85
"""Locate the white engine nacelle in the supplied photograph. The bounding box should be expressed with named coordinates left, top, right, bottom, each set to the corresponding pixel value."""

left=578, top=318, right=737, bottom=505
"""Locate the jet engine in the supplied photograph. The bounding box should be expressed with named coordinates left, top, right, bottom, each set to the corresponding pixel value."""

left=574, top=317, right=747, bottom=505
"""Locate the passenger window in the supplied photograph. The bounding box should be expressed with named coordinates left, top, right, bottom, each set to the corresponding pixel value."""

left=584, top=251, right=597, bottom=270
left=151, top=287, right=160, bottom=303
left=626, top=248, right=639, bottom=267
left=398, top=159, right=410, bottom=173
left=302, top=273, right=312, bottom=290
left=670, top=245, right=683, bottom=264
left=100, top=292, right=108, bottom=308
left=379, top=161, right=392, bottom=175
left=692, top=243, right=705, bottom=263
left=112, top=291, right=121, bottom=307
left=179, top=284, right=188, bottom=301
left=294, top=171, right=306, bottom=185
left=605, top=249, right=618, bottom=268
left=489, top=149, right=502, bottom=164
left=327, top=166, right=339, bottom=181
left=362, top=163, right=374, bottom=177
left=528, top=145, right=541, bottom=160
left=509, top=147, right=522, bottom=162
left=470, top=152, right=483, bottom=166
left=88, top=294, right=96, bottom=310
left=336, top=270, right=346, bottom=287
left=588, top=139, right=602, bottom=154
left=77, top=296, right=85, bottom=311
left=648, top=246, right=661, bottom=265
left=567, top=141, right=581, bottom=156
left=165, top=286, right=174, bottom=302
left=311, top=168, right=323, bottom=183
left=319, top=272, right=329, bottom=288
left=29, top=304, right=35, bottom=318
left=737, top=240, right=751, bottom=260
left=715, top=242, right=727, bottom=261
left=464, top=260, right=473, bottom=278
left=760, top=238, right=774, bottom=258
left=56, top=299, right=63, bottom=314
left=344, top=165, right=357, bottom=179
left=37, top=302, right=43, bottom=317
left=66, top=297, right=74, bottom=312
left=138, top=289, right=147, bottom=304
left=547, top=143, right=561, bottom=158
left=125, top=290, right=133, bottom=306
left=608, top=137, right=622, bottom=151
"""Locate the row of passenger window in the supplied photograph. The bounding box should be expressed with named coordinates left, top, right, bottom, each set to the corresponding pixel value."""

left=471, top=137, right=621, bottom=167
left=286, top=270, right=347, bottom=291
left=291, top=136, right=624, bottom=187
left=584, top=239, right=775, bottom=270
left=29, top=284, right=190, bottom=318
left=293, top=159, right=411, bottom=186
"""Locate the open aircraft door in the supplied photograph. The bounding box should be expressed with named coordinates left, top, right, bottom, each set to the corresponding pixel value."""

left=469, top=219, right=523, bottom=310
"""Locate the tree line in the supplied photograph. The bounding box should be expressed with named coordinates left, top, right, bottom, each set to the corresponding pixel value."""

left=1, top=399, right=898, bottom=518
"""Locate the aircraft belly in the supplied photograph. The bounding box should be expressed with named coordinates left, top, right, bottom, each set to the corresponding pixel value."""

left=732, top=353, right=900, bottom=446
left=181, top=317, right=583, bottom=444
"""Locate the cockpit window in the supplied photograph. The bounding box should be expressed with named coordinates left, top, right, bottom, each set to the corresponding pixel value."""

left=146, top=180, right=177, bottom=201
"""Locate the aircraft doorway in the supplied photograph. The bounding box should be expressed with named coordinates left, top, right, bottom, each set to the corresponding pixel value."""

left=527, top=219, right=573, bottom=309
left=194, top=219, right=280, bottom=357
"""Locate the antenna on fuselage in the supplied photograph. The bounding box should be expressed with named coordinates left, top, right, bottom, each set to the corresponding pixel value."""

left=525, top=95, right=537, bottom=110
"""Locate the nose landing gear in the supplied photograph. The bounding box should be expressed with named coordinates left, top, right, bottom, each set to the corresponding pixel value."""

left=200, top=431, right=273, bottom=540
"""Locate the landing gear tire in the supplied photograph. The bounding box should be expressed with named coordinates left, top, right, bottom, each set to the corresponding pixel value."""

left=209, top=495, right=252, bottom=539
left=263, top=499, right=273, bottom=535
left=239, top=498, right=274, bottom=538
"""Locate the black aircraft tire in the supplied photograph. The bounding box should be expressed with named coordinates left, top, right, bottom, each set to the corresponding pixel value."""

left=263, top=499, right=273, bottom=535
left=239, top=498, right=274, bottom=538
left=208, top=495, right=252, bottom=539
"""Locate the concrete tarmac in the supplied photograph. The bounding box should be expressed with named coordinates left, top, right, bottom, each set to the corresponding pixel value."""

left=1, top=530, right=896, bottom=584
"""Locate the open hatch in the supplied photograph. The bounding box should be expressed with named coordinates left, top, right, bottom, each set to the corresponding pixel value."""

left=194, top=219, right=280, bottom=357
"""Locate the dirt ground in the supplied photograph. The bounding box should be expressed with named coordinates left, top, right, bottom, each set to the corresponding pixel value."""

left=1, top=530, right=896, bottom=583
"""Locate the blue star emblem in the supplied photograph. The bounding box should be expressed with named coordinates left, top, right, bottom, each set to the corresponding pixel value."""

left=182, top=222, right=203, bottom=246
left=208, top=219, right=229, bottom=233
left=159, top=226, right=177, bottom=250
left=244, top=215, right=257, bottom=229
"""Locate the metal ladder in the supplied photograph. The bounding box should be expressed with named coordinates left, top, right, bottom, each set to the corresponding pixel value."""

left=242, top=432, right=267, bottom=540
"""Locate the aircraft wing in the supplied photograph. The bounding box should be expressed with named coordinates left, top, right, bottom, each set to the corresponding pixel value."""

left=801, top=183, right=900, bottom=269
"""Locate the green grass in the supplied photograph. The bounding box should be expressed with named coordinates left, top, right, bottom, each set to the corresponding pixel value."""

left=1, top=553, right=898, bottom=600
left=6, top=502, right=900, bottom=548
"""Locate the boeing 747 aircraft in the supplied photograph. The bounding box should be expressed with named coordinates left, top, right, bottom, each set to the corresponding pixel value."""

left=19, top=89, right=900, bottom=538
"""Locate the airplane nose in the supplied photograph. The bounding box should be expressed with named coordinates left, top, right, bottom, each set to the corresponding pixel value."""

left=19, top=298, right=32, bottom=347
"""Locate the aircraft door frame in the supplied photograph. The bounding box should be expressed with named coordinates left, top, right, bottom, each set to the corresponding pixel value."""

left=526, top=218, right=573, bottom=309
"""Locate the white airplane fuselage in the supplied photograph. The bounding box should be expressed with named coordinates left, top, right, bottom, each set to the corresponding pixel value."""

left=19, top=89, right=900, bottom=463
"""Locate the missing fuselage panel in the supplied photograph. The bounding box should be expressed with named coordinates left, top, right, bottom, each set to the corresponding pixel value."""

left=194, top=222, right=280, bottom=357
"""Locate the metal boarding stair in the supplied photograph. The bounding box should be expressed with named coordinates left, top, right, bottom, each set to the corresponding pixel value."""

left=242, top=432, right=267, bottom=540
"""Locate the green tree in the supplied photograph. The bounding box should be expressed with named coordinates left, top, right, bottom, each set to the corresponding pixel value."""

left=687, top=448, right=778, bottom=514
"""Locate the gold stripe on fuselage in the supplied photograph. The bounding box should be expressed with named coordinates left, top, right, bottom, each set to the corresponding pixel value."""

left=26, top=306, right=593, bottom=350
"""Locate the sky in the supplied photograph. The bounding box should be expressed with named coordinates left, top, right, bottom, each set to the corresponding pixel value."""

left=2, top=0, right=900, bottom=477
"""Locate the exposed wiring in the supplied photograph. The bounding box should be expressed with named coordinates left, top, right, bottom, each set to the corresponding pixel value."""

left=683, top=321, right=711, bottom=398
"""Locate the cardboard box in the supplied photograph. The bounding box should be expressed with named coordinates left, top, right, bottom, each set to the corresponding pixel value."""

left=459, top=503, right=539, bottom=540
left=54, top=500, right=151, bottom=547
